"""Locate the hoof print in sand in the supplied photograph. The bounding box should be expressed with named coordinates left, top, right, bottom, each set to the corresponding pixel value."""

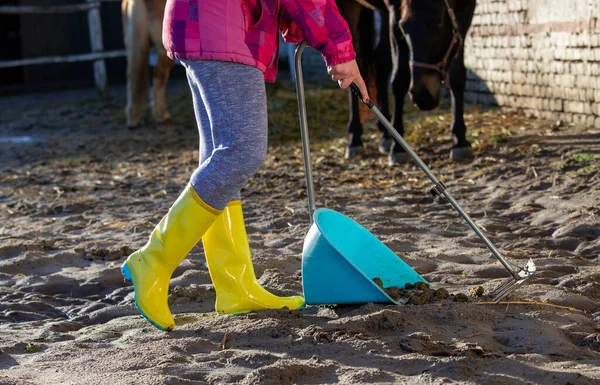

left=82, top=245, right=134, bottom=261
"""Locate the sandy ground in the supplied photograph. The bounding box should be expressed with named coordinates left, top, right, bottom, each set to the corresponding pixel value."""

left=0, top=79, right=599, bottom=385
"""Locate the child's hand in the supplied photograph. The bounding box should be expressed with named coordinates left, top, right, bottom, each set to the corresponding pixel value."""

left=327, top=60, right=370, bottom=104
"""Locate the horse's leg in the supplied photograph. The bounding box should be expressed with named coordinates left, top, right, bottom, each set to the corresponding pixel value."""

left=123, top=0, right=150, bottom=128
left=388, top=9, right=410, bottom=165
left=346, top=91, right=364, bottom=158
left=148, top=0, right=173, bottom=124
left=338, top=0, right=365, bottom=159
left=374, top=10, right=393, bottom=155
left=448, top=50, right=473, bottom=160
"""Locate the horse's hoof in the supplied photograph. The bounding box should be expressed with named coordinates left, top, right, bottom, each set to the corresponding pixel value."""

left=126, top=106, right=143, bottom=129
left=153, top=110, right=172, bottom=124
left=450, top=147, right=475, bottom=160
left=126, top=120, right=140, bottom=129
left=388, top=152, right=409, bottom=166
left=345, top=145, right=365, bottom=160
left=378, top=137, right=392, bottom=154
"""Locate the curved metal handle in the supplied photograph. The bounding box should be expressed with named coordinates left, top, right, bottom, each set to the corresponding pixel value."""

left=294, top=42, right=317, bottom=223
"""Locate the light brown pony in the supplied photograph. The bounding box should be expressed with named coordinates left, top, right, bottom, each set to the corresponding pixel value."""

left=121, top=0, right=173, bottom=128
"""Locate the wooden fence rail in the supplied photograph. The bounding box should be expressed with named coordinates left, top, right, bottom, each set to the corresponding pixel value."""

left=0, top=0, right=124, bottom=93
left=0, top=3, right=100, bottom=14
left=0, top=51, right=127, bottom=68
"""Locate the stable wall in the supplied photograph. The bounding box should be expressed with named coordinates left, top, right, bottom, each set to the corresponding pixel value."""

left=464, top=0, right=600, bottom=128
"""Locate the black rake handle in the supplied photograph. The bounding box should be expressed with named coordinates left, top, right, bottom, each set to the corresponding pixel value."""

left=349, top=83, right=374, bottom=108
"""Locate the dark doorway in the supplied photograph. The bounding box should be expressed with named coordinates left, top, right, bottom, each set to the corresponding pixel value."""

left=0, top=1, right=25, bottom=87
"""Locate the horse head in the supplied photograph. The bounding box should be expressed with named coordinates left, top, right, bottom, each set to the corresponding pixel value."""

left=393, top=0, right=464, bottom=111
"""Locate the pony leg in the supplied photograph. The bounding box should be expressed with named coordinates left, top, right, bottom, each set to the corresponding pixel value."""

left=123, top=0, right=150, bottom=128
left=148, top=1, right=174, bottom=123
left=448, top=50, right=474, bottom=160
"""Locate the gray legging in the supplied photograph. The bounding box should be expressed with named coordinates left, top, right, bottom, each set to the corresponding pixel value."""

left=182, top=60, right=268, bottom=211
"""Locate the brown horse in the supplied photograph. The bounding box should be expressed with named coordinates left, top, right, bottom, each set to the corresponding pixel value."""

left=121, top=0, right=173, bottom=128
left=338, top=0, right=477, bottom=165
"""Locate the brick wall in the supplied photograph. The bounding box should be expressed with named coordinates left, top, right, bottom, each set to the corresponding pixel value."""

left=465, top=0, right=600, bottom=128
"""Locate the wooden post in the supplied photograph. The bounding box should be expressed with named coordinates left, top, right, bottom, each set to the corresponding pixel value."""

left=87, top=0, right=107, bottom=94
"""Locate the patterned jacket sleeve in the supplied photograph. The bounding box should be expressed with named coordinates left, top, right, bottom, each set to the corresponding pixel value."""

left=279, top=0, right=356, bottom=66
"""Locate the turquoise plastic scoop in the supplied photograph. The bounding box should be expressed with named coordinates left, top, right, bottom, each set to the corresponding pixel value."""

left=302, top=208, right=426, bottom=305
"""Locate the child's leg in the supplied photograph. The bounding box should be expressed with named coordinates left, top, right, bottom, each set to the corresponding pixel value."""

left=185, top=68, right=213, bottom=168
left=121, top=182, right=221, bottom=331
left=202, top=200, right=305, bottom=314
left=183, top=60, right=266, bottom=210
left=185, top=60, right=304, bottom=313
left=185, top=66, right=242, bottom=203
left=123, top=61, right=272, bottom=331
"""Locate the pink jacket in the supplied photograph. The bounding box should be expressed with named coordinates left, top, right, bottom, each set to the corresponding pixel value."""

left=162, top=0, right=356, bottom=82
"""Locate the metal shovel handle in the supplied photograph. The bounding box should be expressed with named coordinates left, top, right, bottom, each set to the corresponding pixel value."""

left=294, top=42, right=317, bottom=223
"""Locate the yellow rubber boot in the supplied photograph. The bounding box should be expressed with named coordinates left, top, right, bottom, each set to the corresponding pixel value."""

left=121, top=184, right=221, bottom=331
left=202, top=201, right=305, bottom=314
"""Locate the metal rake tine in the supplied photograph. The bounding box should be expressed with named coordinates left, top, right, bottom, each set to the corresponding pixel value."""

left=493, top=285, right=519, bottom=302
left=493, top=276, right=517, bottom=293
left=491, top=259, right=537, bottom=302
left=492, top=278, right=520, bottom=302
